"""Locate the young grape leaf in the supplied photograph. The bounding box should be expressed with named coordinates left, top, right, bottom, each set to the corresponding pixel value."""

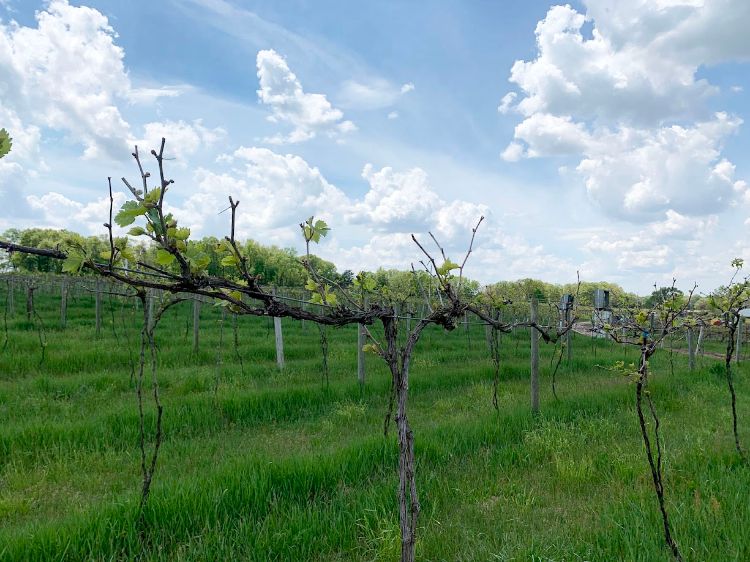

left=115, top=201, right=147, bottom=227
left=221, top=254, right=238, bottom=267
left=155, top=249, right=175, bottom=266
left=436, top=259, right=459, bottom=276
left=0, top=128, right=12, bottom=159
left=62, top=253, right=85, bottom=274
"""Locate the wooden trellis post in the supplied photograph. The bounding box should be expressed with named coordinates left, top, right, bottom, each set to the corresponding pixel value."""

left=26, top=284, right=34, bottom=321
left=273, top=288, right=284, bottom=370
left=60, top=279, right=67, bottom=328
left=95, top=280, right=102, bottom=336
left=147, top=290, right=155, bottom=332
left=687, top=326, right=695, bottom=371
left=7, top=278, right=13, bottom=317
left=357, top=296, right=368, bottom=388
left=736, top=317, right=743, bottom=365
left=192, top=297, right=201, bottom=352
left=530, top=297, right=540, bottom=414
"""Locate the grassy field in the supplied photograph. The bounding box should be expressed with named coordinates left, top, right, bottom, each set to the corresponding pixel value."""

left=1, top=286, right=749, bottom=561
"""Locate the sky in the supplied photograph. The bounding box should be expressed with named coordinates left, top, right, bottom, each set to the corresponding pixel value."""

left=0, top=0, right=749, bottom=294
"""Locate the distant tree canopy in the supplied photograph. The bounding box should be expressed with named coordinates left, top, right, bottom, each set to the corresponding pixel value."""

left=1, top=228, right=643, bottom=302
left=0, top=228, right=343, bottom=288
left=483, top=278, right=639, bottom=307
left=1, top=228, right=112, bottom=274
left=645, top=286, right=685, bottom=308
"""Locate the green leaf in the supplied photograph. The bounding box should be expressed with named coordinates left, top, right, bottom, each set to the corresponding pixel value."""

left=354, top=272, right=376, bottom=292
left=173, top=227, right=190, bottom=240
left=216, top=239, right=232, bottom=253
left=189, top=252, right=210, bottom=274
left=305, top=278, right=318, bottom=291
left=436, top=259, right=459, bottom=276
left=144, top=187, right=161, bottom=205
left=128, top=226, right=146, bottom=236
left=146, top=209, right=163, bottom=235
left=221, top=254, right=238, bottom=267
left=0, top=128, right=12, bottom=159
left=121, top=248, right=136, bottom=262
left=313, top=219, right=330, bottom=239
left=62, top=253, right=85, bottom=274
left=114, top=201, right=147, bottom=227
left=155, top=249, right=175, bottom=266
left=302, top=216, right=331, bottom=244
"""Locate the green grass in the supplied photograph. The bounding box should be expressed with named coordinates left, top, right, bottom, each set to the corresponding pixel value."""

left=0, top=286, right=749, bottom=561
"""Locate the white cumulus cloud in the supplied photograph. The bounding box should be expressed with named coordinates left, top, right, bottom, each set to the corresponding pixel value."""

left=501, top=0, right=749, bottom=224
left=256, top=49, right=355, bottom=144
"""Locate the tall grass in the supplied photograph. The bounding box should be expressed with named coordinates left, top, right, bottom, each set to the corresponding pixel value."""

left=0, top=287, right=748, bottom=560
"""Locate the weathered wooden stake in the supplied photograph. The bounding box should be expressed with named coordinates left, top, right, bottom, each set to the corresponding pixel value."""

left=95, top=280, right=102, bottom=336
left=7, top=279, right=13, bottom=316
left=147, top=290, right=155, bottom=332
left=273, top=288, right=284, bottom=370
left=25, top=285, right=33, bottom=321
left=530, top=297, right=540, bottom=414
left=60, top=280, right=67, bottom=328
left=192, top=297, right=201, bottom=352
left=357, top=296, right=369, bottom=387
left=274, top=316, right=284, bottom=370
left=687, top=326, right=695, bottom=371
left=736, top=317, right=743, bottom=365
left=357, top=322, right=366, bottom=388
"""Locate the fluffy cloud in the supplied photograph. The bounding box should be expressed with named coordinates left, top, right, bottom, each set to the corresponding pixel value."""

left=26, top=191, right=127, bottom=233
left=130, top=120, right=226, bottom=165
left=339, top=79, right=414, bottom=110
left=501, top=1, right=749, bottom=224
left=0, top=0, right=132, bottom=159
left=256, top=49, right=356, bottom=144
left=0, top=1, right=185, bottom=161
left=582, top=208, right=718, bottom=275
left=162, top=145, right=571, bottom=283
left=169, top=146, right=350, bottom=243
left=577, top=113, right=743, bottom=221
left=0, top=107, right=42, bottom=219
left=349, top=165, right=443, bottom=231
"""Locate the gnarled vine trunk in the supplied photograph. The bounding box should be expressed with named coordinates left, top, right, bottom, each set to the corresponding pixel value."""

left=724, top=316, right=745, bottom=461
left=383, top=316, right=426, bottom=562
left=636, top=345, right=683, bottom=562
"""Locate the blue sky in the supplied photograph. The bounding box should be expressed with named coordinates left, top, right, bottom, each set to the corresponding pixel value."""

left=0, top=0, right=749, bottom=293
